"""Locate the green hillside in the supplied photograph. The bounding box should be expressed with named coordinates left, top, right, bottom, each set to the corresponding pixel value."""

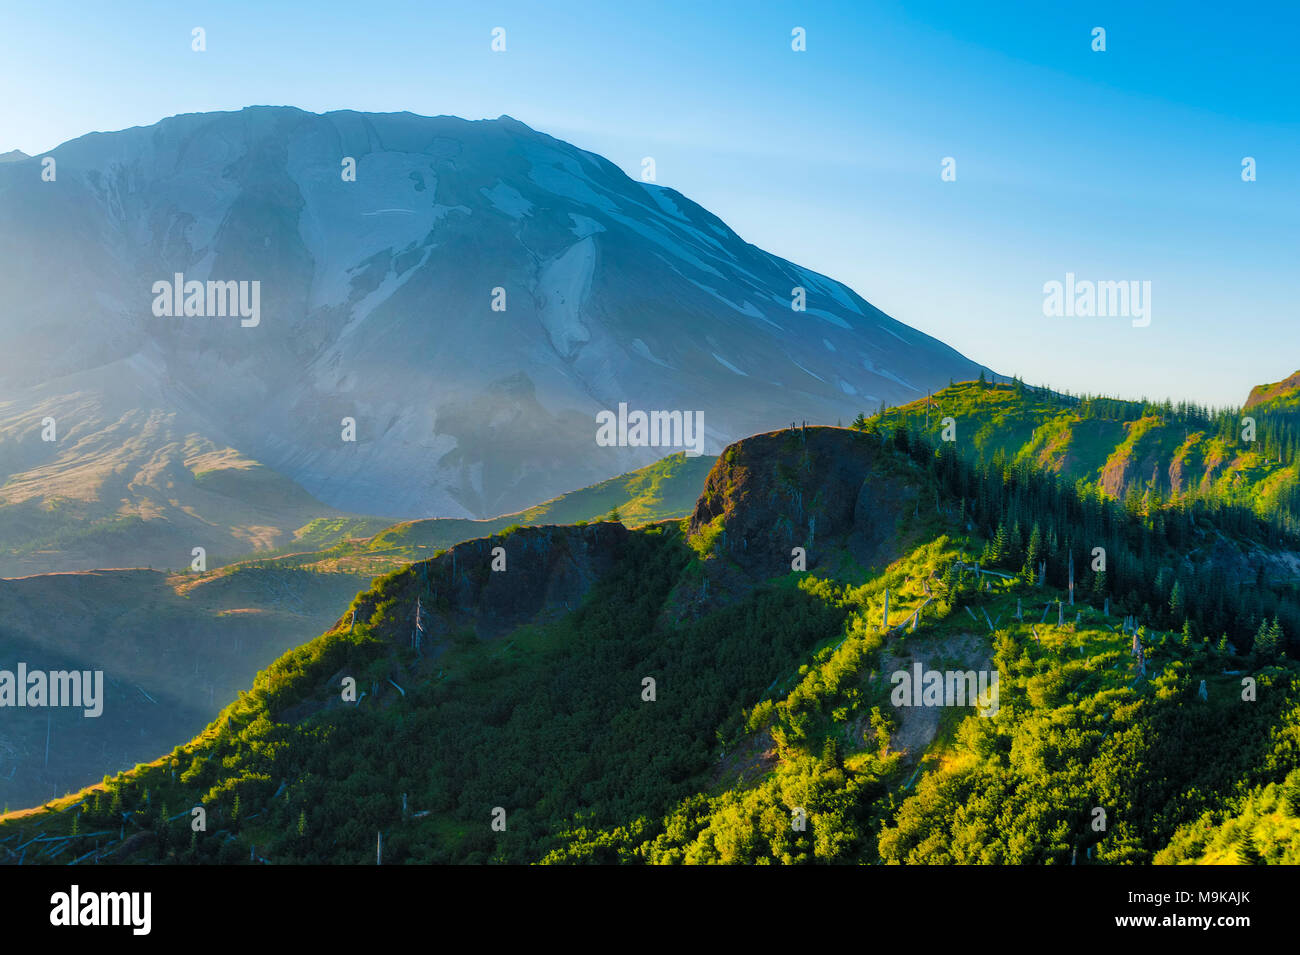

left=4, top=425, right=1298, bottom=865
left=228, top=451, right=715, bottom=577
left=1157, top=767, right=1300, bottom=864
left=866, top=375, right=1300, bottom=535
left=0, top=452, right=712, bottom=815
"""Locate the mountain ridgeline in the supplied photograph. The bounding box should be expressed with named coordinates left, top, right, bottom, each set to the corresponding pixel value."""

left=4, top=421, right=1299, bottom=864
left=869, top=374, right=1300, bottom=536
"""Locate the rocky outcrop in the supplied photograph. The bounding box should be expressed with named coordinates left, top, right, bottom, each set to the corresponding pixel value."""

left=687, top=426, right=920, bottom=576
left=1245, top=370, right=1300, bottom=410
left=352, top=521, right=632, bottom=647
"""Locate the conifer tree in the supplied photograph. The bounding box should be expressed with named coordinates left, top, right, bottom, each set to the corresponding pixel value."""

left=1169, top=581, right=1185, bottom=621
left=941, top=561, right=958, bottom=598
left=820, top=735, right=841, bottom=770
left=1024, top=523, right=1043, bottom=579
left=1254, top=616, right=1280, bottom=662
left=1237, top=829, right=1261, bottom=864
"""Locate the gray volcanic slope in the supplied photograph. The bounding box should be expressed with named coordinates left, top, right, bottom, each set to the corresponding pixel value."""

left=0, top=106, right=989, bottom=524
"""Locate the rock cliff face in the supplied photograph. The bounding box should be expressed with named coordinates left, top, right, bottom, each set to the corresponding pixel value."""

left=351, top=521, right=632, bottom=648
left=1245, top=370, right=1300, bottom=410
left=688, top=426, right=922, bottom=577
left=340, top=428, right=926, bottom=656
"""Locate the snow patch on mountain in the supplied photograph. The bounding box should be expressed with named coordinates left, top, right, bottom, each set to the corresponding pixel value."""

left=868, top=363, right=920, bottom=393
left=804, top=307, right=852, bottom=330
left=524, top=143, right=619, bottom=213
left=537, top=238, right=596, bottom=359
left=619, top=215, right=725, bottom=279
left=686, top=278, right=765, bottom=319
left=568, top=214, right=605, bottom=238
left=713, top=353, right=747, bottom=376
left=631, top=337, right=673, bottom=369
left=796, top=265, right=864, bottom=316
left=878, top=322, right=914, bottom=345
left=481, top=181, right=534, bottom=218
left=291, top=151, right=453, bottom=308
left=792, top=359, right=826, bottom=383
left=642, top=184, right=687, bottom=221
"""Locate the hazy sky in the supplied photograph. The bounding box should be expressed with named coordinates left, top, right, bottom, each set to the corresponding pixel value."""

left=3, top=0, right=1296, bottom=406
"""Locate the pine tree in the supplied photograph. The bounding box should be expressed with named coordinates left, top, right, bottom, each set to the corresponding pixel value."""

left=983, top=523, right=1011, bottom=567
left=1237, top=829, right=1261, bottom=865
left=1254, top=616, right=1280, bottom=662
left=940, top=561, right=958, bottom=598
left=1024, top=523, right=1043, bottom=579
left=820, top=735, right=842, bottom=769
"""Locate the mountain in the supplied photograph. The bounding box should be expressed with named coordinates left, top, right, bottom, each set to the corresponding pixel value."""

left=0, top=451, right=710, bottom=808
left=0, top=151, right=28, bottom=164
left=0, top=106, right=990, bottom=564
left=5, top=423, right=1298, bottom=864
left=0, top=372, right=389, bottom=577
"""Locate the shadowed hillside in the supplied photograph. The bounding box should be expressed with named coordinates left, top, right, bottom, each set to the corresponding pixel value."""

left=0, top=565, right=370, bottom=809
left=0, top=451, right=712, bottom=809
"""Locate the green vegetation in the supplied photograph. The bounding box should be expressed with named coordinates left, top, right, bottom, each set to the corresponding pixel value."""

left=5, top=422, right=1299, bottom=865
left=865, top=378, right=1300, bottom=535
left=233, top=451, right=715, bottom=577
left=1158, top=767, right=1300, bottom=864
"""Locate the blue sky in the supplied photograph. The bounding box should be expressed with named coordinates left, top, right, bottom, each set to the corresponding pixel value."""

left=3, top=0, right=1296, bottom=406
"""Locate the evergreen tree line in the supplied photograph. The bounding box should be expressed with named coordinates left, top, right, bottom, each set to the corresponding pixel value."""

left=877, top=420, right=1299, bottom=656
left=872, top=378, right=1300, bottom=550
